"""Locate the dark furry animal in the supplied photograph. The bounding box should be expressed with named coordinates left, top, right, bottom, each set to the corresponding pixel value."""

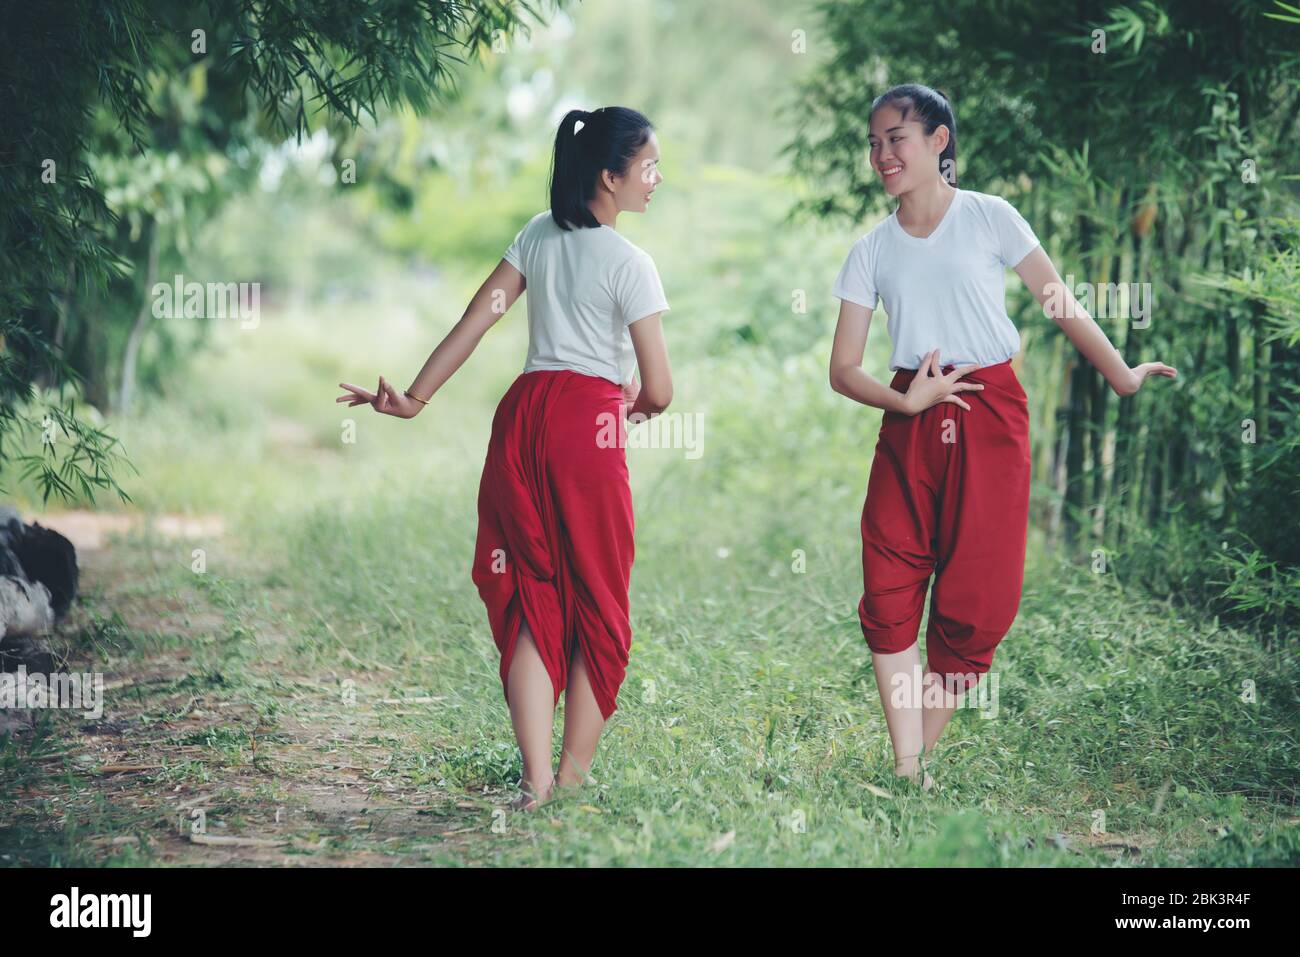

left=0, top=506, right=79, bottom=626
left=9, top=522, right=79, bottom=618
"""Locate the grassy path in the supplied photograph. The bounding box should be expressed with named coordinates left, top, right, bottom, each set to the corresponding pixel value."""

left=2, top=306, right=1295, bottom=867
left=2, top=504, right=1295, bottom=866
left=2, top=521, right=493, bottom=865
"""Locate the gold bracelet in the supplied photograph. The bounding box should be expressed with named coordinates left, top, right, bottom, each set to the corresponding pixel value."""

left=404, top=389, right=430, bottom=405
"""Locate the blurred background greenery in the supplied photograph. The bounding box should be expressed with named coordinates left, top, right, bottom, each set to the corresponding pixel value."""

left=1, top=0, right=1296, bottom=865
left=5, top=0, right=1298, bottom=634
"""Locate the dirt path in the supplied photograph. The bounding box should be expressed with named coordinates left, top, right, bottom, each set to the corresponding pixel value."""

left=2, top=511, right=501, bottom=866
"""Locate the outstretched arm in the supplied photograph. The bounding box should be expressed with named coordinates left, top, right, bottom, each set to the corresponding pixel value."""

left=404, top=258, right=526, bottom=404
left=337, top=258, right=526, bottom=417
left=1013, top=246, right=1176, bottom=396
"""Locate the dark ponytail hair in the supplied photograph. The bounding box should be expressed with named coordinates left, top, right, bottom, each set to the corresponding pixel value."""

left=549, top=106, right=654, bottom=230
left=869, top=84, right=958, bottom=186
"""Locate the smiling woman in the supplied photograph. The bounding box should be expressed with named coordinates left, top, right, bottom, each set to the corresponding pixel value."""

left=868, top=83, right=958, bottom=191
left=551, top=106, right=664, bottom=227
left=336, top=104, right=673, bottom=814
left=828, top=80, right=1176, bottom=794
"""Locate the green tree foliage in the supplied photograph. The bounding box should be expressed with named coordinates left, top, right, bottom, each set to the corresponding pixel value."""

left=0, top=0, right=556, bottom=503
left=791, top=0, right=1300, bottom=632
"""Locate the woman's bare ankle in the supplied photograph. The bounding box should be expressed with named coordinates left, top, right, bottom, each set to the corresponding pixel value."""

left=893, top=753, right=921, bottom=776
left=892, top=754, right=934, bottom=791
left=511, top=775, right=555, bottom=810
left=554, top=771, right=592, bottom=791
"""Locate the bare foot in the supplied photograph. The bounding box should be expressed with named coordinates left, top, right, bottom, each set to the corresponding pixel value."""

left=510, top=777, right=554, bottom=811
left=893, top=757, right=935, bottom=792
left=554, top=771, right=596, bottom=794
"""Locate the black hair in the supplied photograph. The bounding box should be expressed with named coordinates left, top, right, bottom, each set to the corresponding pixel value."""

left=869, top=84, right=958, bottom=186
left=549, top=106, right=654, bottom=230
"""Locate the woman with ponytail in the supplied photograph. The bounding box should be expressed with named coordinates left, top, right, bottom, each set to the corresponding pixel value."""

left=337, top=106, right=671, bottom=810
left=828, top=83, right=1176, bottom=790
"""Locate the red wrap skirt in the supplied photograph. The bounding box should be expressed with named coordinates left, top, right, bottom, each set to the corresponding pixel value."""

left=471, top=369, right=634, bottom=721
left=859, top=357, right=1031, bottom=693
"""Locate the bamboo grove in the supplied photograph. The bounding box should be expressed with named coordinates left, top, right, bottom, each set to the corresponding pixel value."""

left=792, top=0, right=1300, bottom=635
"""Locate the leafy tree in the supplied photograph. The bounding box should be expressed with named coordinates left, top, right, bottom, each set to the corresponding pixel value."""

left=791, top=0, right=1300, bottom=627
left=0, top=0, right=557, bottom=503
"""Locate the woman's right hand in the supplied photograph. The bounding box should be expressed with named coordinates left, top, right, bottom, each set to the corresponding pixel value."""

left=336, top=376, right=424, bottom=419
left=900, top=349, right=985, bottom=415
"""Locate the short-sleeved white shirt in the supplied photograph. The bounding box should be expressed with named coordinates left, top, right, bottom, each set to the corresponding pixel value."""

left=832, top=188, right=1040, bottom=371
left=504, top=211, right=670, bottom=386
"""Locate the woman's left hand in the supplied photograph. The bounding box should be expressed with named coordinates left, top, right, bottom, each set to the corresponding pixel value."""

left=1120, top=361, right=1178, bottom=396
left=622, top=374, right=641, bottom=412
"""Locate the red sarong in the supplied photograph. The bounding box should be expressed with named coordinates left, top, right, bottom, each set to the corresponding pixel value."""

left=859, top=358, right=1031, bottom=693
left=471, top=369, right=634, bottom=721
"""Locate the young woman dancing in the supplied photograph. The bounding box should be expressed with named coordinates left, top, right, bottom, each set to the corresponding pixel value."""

left=338, top=106, right=672, bottom=810
left=828, top=84, right=1176, bottom=791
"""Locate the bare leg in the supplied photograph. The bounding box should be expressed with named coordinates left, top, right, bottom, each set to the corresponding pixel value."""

left=921, top=666, right=962, bottom=756
left=506, top=620, right=556, bottom=810
left=556, top=642, right=605, bottom=791
left=871, top=643, right=934, bottom=791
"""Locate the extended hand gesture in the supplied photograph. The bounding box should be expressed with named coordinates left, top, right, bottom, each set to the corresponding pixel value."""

left=336, top=375, right=424, bottom=419
left=1122, top=361, right=1178, bottom=396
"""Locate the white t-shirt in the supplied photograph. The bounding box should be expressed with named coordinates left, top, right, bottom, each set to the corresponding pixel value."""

left=832, top=188, right=1040, bottom=371
left=503, top=211, right=670, bottom=386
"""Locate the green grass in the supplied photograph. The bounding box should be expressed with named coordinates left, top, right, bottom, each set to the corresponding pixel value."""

left=11, top=288, right=1295, bottom=867
left=3, top=164, right=1296, bottom=867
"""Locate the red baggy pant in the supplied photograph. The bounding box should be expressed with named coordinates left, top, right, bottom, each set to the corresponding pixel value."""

left=471, top=369, right=634, bottom=721
left=859, top=358, right=1031, bottom=693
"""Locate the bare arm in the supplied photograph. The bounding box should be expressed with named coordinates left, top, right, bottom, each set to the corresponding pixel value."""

left=1013, top=246, right=1176, bottom=396
left=828, top=299, right=981, bottom=414
left=828, top=300, right=909, bottom=413
left=336, top=258, right=526, bottom=417
left=625, top=311, right=672, bottom=418
left=406, top=258, right=526, bottom=404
